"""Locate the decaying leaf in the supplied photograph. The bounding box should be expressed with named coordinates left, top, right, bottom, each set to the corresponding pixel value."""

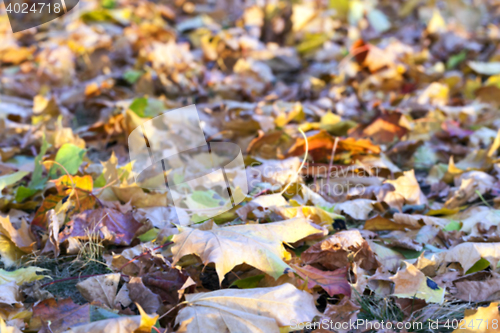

left=176, top=284, right=320, bottom=333
left=290, top=264, right=351, bottom=297
left=172, top=218, right=325, bottom=283
left=76, top=274, right=131, bottom=310
left=60, top=208, right=144, bottom=245
left=302, top=229, right=378, bottom=271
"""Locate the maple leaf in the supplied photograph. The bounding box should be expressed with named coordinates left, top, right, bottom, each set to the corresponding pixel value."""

left=175, top=283, right=320, bottom=333
left=172, top=218, right=325, bottom=283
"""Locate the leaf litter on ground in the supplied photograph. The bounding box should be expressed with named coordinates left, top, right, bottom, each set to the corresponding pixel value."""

left=1, top=0, right=500, bottom=332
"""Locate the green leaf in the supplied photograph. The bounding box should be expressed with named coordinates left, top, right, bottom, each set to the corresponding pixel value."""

left=230, top=275, right=265, bottom=289
left=94, top=173, right=106, bottom=188
left=15, top=186, right=38, bottom=202
left=138, top=228, right=159, bottom=242
left=443, top=220, right=462, bottom=232
left=129, top=97, right=148, bottom=117
left=190, top=190, right=225, bottom=208
left=465, top=258, right=490, bottom=274
left=49, top=144, right=86, bottom=179
left=123, top=70, right=143, bottom=84
left=447, top=50, right=467, bottom=69
left=29, top=136, right=50, bottom=190
left=392, top=248, right=423, bottom=259
left=101, top=0, right=116, bottom=9
left=0, top=171, right=29, bottom=197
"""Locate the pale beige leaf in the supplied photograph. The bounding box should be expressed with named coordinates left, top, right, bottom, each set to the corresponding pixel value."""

left=333, top=199, right=375, bottom=220
left=67, top=316, right=142, bottom=333
left=76, top=273, right=125, bottom=309
left=176, top=283, right=320, bottom=333
left=468, top=61, right=500, bottom=75
left=0, top=282, right=22, bottom=308
left=440, top=243, right=500, bottom=273
left=172, top=218, right=325, bottom=283
left=384, top=170, right=428, bottom=206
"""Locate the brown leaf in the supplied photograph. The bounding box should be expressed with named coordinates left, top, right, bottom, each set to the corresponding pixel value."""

left=31, top=298, right=90, bottom=333
left=349, top=112, right=408, bottom=144
left=322, top=298, right=361, bottom=333
left=286, top=130, right=380, bottom=162
left=127, top=277, right=162, bottom=314
left=290, top=264, right=351, bottom=297
left=302, top=229, right=378, bottom=271
left=453, top=278, right=500, bottom=302
left=142, top=270, right=191, bottom=305
left=60, top=208, right=144, bottom=245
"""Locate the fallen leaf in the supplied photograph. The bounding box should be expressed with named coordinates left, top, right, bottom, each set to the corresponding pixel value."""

left=31, top=298, right=90, bottom=333
left=389, top=262, right=445, bottom=303
left=127, top=277, right=162, bottom=314
left=0, top=281, right=22, bottom=307
left=176, top=283, right=320, bottom=333
left=60, top=208, right=144, bottom=245
left=452, top=302, right=500, bottom=333
left=452, top=277, right=500, bottom=302
left=172, top=218, right=325, bottom=283
left=0, top=267, right=47, bottom=285
left=468, top=61, right=500, bottom=76
left=76, top=273, right=130, bottom=310
left=321, top=298, right=360, bottom=333
left=290, top=264, right=351, bottom=297
left=0, top=172, right=29, bottom=198
left=439, top=243, right=500, bottom=273
left=0, top=317, right=22, bottom=333
left=302, top=229, right=378, bottom=271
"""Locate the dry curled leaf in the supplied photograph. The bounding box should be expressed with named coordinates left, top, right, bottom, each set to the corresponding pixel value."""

left=176, top=284, right=320, bottom=333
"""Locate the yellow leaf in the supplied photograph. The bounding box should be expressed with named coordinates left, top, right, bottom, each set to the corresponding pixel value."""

left=390, top=262, right=445, bottom=303
left=0, top=267, right=48, bottom=285
left=0, top=216, right=35, bottom=253
left=453, top=302, right=500, bottom=332
left=134, top=303, right=159, bottom=333
left=0, top=235, right=24, bottom=267
left=0, top=317, right=22, bottom=333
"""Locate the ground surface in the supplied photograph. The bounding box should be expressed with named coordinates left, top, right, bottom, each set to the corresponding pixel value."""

left=1, top=0, right=500, bottom=332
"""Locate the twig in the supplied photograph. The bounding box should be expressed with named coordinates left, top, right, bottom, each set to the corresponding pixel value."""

left=279, top=128, right=308, bottom=196
left=158, top=301, right=188, bottom=320
left=325, top=137, right=339, bottom=196
left=49, top=160, right=81, bottom=211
